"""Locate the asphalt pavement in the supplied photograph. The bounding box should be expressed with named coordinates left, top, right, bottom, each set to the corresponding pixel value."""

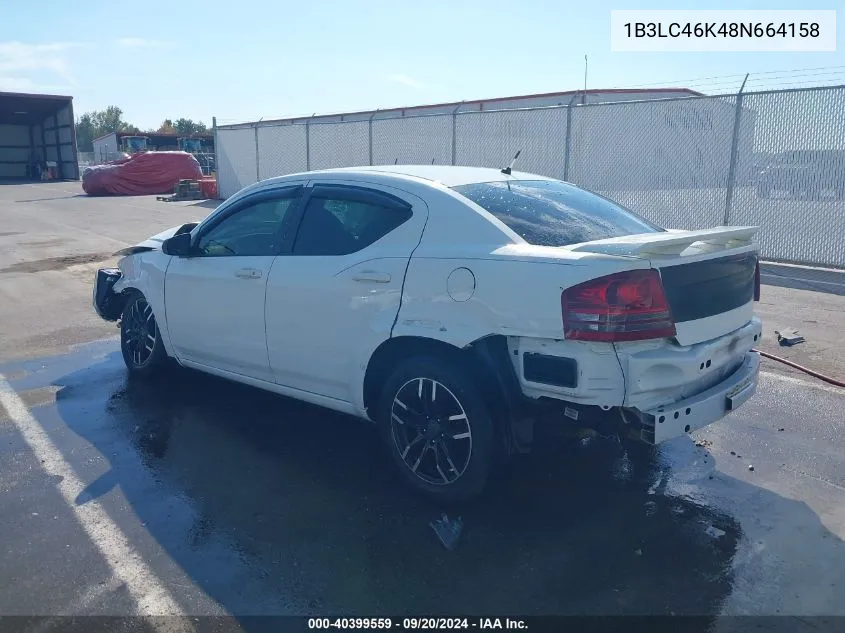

left=1, top=182, right=845, bottom=632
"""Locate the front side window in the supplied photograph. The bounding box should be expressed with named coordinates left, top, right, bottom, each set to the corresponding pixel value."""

left=453, top=180, right=663, bottom=247
left=197, top=195, right=297, bottom=256
left=293, top=190, right=412, bottom=256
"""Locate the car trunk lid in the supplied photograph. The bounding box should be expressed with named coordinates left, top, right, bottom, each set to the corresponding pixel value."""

left=565, top=226, right=760, bottom=345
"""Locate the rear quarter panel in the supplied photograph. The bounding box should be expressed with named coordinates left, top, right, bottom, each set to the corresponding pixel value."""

left=395, top=247, right=652, bottom=347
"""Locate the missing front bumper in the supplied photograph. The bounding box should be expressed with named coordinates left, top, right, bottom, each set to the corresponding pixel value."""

left=93, top=267, right=124, bottom=321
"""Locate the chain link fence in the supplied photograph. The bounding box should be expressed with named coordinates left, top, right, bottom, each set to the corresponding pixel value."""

left=215, top=85, right=845, bottom=268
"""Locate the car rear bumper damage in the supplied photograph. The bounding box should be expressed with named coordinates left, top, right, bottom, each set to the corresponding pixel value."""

left=509, top=318, right=762, bottom=446
left=617, top=316, right=762, bottom=411
left=93, top=267, right=124, bottom=321
left=630, top=350, right=759, bottom=444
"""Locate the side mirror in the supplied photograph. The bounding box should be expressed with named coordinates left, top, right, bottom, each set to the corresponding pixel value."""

left=162, top=232, right=193, bottom=257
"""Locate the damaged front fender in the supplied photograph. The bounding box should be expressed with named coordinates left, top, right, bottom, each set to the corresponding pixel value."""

left=93, top=267, right=125, bottom=321
left=113, top=221, right=200, bottom=257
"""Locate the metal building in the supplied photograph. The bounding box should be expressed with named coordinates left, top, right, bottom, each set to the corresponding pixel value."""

left=0, top=91, right=78, bottom=181
left=214, top=87, right=725, bottom=198
left=230, top=88, right=703, bottom=126
left=92, top=131, right=215, bottom=163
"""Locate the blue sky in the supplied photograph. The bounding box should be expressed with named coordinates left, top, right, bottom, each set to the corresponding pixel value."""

left=1, top=0, right=843, bottom=129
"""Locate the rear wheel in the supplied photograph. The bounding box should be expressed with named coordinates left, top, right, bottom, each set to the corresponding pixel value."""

left=120, top=291, right=167, bottom=377
left=378, top=355, right=495, bottom=502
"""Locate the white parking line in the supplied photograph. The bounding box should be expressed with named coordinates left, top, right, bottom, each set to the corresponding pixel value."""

left=0, top=374, right=189, bottom=622
left=760, top=273, right=845, bottom=289
left=24, top=579, right=122, bottom=633
left=761, top=370, right=845, bottom=396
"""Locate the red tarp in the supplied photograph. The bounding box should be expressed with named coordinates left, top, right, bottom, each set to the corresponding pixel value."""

left=82, top=151, right=203, bottom=196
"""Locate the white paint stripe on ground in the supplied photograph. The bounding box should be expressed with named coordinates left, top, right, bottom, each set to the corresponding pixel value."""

left=0, top=374, right=189, bottom=621
left=24, top=578, right=121, bottom=633
left=761, top=370, right=845, bottom=396
left=760, top=273, right=845, bottom=289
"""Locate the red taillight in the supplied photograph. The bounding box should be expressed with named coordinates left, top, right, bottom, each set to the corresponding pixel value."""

left=562, top=270, right=676, bottom=342
left=754, top=260, right=761, bottom=301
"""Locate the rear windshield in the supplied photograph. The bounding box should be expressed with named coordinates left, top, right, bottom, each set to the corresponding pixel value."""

left=452, top=180, right=663, bottom=247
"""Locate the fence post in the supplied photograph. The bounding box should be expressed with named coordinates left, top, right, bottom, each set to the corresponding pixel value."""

left=451, top=103, right=463, bottom=166
left=253, top=123, right=260, bottom=183
left=563, top=93, right=579, bottom=182
left=368, top=112, right=376, bottom=166
left=723, top=75, right=749, bottom=225
left=212, top=116, right=219, bottom=198
left=305, top=122, right=311, bottom=171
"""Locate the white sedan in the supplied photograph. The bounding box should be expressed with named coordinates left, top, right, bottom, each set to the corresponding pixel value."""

left=93, top=165, right=762, bottom=500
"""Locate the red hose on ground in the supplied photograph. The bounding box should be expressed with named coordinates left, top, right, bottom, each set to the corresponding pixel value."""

left=753, top=349, right=845, bottom=388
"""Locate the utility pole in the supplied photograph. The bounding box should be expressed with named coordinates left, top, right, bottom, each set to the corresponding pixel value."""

left=583, top=55, right=588, bottom=104
left=584, top=55, right=588, bottom=91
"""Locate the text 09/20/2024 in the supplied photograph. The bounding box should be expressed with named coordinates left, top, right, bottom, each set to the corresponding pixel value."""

left=307, top=618, right=528, bottom=630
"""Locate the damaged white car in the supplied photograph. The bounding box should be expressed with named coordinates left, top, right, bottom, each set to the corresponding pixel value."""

left=93, top=165, right=762, bottom=500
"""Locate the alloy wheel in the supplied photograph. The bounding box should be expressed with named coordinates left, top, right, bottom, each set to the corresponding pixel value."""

left=123, top=298, right=157, bottom=368
left=390, top=377, right=473, bottom=486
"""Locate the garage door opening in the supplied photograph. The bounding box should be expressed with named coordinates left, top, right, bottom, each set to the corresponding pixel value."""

left=0, top=91, right=79, bottom=182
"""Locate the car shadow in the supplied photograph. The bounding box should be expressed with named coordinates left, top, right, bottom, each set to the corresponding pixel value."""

left=40, top=349, right=843, bottom=629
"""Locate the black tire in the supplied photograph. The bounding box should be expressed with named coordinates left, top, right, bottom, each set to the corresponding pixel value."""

left=120, top=290, right=168, bottom=377
left=377, top=355, right=495, bottom=502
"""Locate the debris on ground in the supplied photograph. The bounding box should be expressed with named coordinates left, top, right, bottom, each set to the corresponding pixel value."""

left=157, top=179, right=204, bottom=202
left=775, top=328, right=805, bottom=346
left=695, top=439, right=712, bottom=448
left=778, top=428, right=785, bottom=432
left=644, top=501, right=658, bottom=517
left=748, top=464, right=755, bottom=471
left=634, top=548, right=643, bottom=556
left=730, top=451, right=736, bottom=455
left=430, top=514, right=463, bottom=551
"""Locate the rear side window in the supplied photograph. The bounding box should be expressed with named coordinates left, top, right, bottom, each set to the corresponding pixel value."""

left=453, top=180, right=663, bottom=247
left=293, top=187, right=413, bottom=256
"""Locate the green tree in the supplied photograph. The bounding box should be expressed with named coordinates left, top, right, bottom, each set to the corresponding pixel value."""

left=74, top=106, right=137, bottom=152
left=91, top=106, right=130, bottom=134
left=75, top=112, right=95, bottom=152
left=74, top=107, right=208, bottom=152
left=157, top=119, right=176, bottom=134
left=173, top=118, right=208, bottom=135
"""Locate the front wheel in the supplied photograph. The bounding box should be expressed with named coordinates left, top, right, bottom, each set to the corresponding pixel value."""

left=120, top=291, right=167, bottom=377
left=377, top=355, right=496, bottom=502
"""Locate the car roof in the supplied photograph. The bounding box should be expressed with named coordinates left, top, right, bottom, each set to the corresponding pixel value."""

left=294, top=165, right=556, bottom=188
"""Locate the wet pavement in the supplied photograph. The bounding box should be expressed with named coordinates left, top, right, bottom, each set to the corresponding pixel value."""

left=1, top=339, right=844, bottom=631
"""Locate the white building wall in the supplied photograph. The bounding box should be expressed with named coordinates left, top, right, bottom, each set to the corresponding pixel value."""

left=92, top=133, right=119, bottom=162
left=220, top=90, right=697, bottom=128
left=214, top=90, right=751, bottom=202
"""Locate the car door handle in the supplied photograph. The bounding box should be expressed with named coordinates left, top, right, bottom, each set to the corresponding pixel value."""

left=352, top=271, right=391, bottom=283
left=234, top=268, right=263, bottom=279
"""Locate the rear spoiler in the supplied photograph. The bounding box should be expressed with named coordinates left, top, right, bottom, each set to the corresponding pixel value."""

left=565, top=226, right=759, bottom=258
